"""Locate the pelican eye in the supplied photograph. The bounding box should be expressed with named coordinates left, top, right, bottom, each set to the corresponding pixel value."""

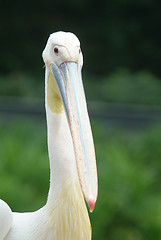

left=54, top=47, right=59, bottom=54
left=79, top=48, right=81, bottom=54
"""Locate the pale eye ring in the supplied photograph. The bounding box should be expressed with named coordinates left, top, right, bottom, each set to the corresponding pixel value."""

left=54, top=47, right=59, bottom=54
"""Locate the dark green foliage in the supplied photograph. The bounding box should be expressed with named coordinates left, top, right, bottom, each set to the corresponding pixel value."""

left=1, top=70, right=161, bottom=106
left=85, top=69, right=161, bottom=105
left=0, top=0, right=161, bottom=76
left=91, top=121, right=161, bottom=240
left=0, top=120, right=49, bottom=211
left=0, top=119, right=161, bottom=240
left=0, top=73, right=44, bottom=97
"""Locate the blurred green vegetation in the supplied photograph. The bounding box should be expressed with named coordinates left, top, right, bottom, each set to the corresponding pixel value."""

left=92, top=121, right=161, bottom=240
left=0, top=120, right=49, bottom=212
left=1, top=69, right=161, bottom=106
left=0, top=73, right=44, bottom=98
left=86, top=69, right=161, bottom=106
left=1, top=1, right=161, bottom=76
left=0, top=119, right=161, bottom=240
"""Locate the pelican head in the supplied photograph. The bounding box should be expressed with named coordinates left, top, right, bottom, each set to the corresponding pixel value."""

left=42, top=31, right=98, bottom=212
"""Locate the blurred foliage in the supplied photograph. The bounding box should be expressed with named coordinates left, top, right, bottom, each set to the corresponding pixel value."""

left=1, top=70, right=161, bottom=107
left=0, top=120, right=49, bottom=211
left=0, top=119, right=161, bottom=240
left=0, top=72, right=44, bottom=97
left=85, top=69, right=161, bottom=105
left=92, top=121, right=161, bottom=240
left=0, top=0, right=161, bottom=76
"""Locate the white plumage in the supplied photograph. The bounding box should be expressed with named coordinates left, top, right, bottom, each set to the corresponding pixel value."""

left=0, top=31, right=98, bottom=240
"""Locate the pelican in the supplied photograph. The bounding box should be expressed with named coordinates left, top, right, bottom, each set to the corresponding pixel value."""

left=0, top=31, right=98, bottom=240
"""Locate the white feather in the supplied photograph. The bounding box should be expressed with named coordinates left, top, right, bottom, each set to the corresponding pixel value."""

left=1, top=31, right=93, bottom=240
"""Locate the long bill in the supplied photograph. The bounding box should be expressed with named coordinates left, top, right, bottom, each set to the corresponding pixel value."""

left=51, top=62, right=98, bottom=212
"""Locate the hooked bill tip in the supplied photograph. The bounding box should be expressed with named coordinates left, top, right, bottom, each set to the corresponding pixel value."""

left=89, top=198, right=95, bottom=212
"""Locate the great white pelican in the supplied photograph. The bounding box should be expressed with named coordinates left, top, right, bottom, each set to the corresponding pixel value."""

left=0, top=31, right=98, bottom=240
